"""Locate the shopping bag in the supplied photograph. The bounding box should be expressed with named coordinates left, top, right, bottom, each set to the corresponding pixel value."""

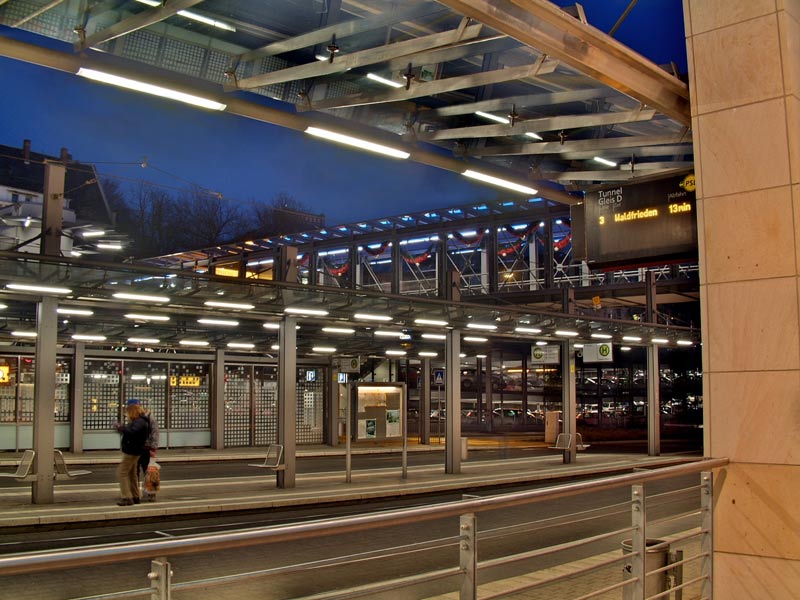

left=145, top=461, right=161, bottom=492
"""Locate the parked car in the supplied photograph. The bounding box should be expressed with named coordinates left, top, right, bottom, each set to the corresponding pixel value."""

left=461, top=369, right=505, bottom=392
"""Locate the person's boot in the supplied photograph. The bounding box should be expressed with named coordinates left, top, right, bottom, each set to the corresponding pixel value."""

left=117, top=498, right=133, bottom=506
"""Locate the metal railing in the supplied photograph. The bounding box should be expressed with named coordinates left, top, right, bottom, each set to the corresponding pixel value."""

left=0, top=458, right=726, bottom=600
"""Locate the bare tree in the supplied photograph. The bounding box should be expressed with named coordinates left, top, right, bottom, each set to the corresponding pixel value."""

left=246, top=193, right=322, bottom=238
left=172, top=185, right=246, bottom=249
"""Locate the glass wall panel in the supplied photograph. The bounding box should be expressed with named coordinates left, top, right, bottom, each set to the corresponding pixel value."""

left=18, top=357, right=35, bottom=423
left=55, top=358, right=71, bottom=422
left=168, top=363, right=209, bottom=429
left=253, top=365, right=277, bottom=446
left=0, top=357, right=17, bottom=423
left=296, top=367, right=324, bottom=444
left=83, top=360, right=122, bottom=430
left=224, top=364, right=252, bottom=447
left=124, top=361, right=167, bottom=431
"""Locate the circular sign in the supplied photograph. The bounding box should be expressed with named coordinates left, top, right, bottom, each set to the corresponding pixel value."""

left=533, top=347, right=544, bottom=359
left=599, top=344, right=610, bottom=357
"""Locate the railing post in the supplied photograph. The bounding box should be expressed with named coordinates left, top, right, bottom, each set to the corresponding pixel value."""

left=631, top=484, right=646, bottom=600
left=149, top=557, right=172, bottom=600
left=459, top=513, right=477, bottom=600
left=700, top=471, right=714, bottom=599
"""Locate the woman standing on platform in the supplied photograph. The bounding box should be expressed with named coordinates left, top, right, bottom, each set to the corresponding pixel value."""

left=114, top=398, right=150, bottom=506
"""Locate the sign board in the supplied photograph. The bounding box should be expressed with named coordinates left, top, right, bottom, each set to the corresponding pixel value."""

left=582, top=343, right=613, bottom=363
left=432, top=369, right=445, bottom=386
left=531, top=345, right=560, bottom=364
left=580, top=174, right=697, bottom=267
left=337, top=372, right=348, bottom=384
left=169, top=375, right=201, bottom=387
left=336, top=357, right=361, bottom=373
left=0, top=365, right=9, bottom=384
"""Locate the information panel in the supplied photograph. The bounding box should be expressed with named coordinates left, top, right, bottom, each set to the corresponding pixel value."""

left=583, top=174, right=697, bottom=267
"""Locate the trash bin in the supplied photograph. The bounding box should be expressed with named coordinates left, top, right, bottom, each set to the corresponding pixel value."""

left=621, top=538, right=669, bottom=600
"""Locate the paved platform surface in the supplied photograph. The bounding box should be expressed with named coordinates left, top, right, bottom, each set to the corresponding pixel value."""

left=0, top=439, right=701, bottom=529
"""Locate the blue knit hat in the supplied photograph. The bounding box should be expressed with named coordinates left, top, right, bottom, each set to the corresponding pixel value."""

left=126, top=398, right=141, bottom=406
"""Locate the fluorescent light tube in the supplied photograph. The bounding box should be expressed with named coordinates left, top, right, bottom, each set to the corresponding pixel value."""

left=313, top=346, right=337, bottom=353
left=467, top=323, right=497, bottom=331
left=463, top=336, right=487, bottom=343
left=204, top=301, right=254, bottom=310
left=57, top=308, right=93, bottom=316
left=515, top=327, right=542, bottom=334
left=197, top=318, right=239, bottom=326
left=72, top=334, right=107, bottom=341
left=593, top=156, right=618, bottom=167
left=374, top=330, right=404, bottom=338
left=113, top=292, right=170, bottom=303
left=535, top=341, right=547, bottom=346
left=228, top=342, right=255, bottom=349
left=555, top=330, right=579, bottom=337
left=322, top=327, right=355, bottom=335
left=422, top=333, right=446, bottom=340
left=475, top=111, right=510, bottom=124
left=82, top=230, right=105, bottom=238
left=676, top=340, right=693, bottom=346
left=622, top=335, right=642, bottom=342
left=284, top=307, right=329, bottom=317
left=179, top=340, right=209, bottom=346
left=591, top=333, right=613, bottom=339
left=462, top=170, right=538, bottom=195
left=125, top=313, right=170, bottom=322
left=651, top=338, right=669, bottom=344
left=354, top=313, right=392, bottom=322
left=7, top=283, right=72, bottom=294
left=620, top=346, right=632, bottom=351
left=386, top=350, right=407, bottom=356
left=77, top=68, right=227, bottom=111
left=366, top=73, right=404, bottom=88
left=418, top=351, right=438, bottom=357
left=414, top=318, right=449, bottom=327
left=305, top=127, right=410, bottom=160
left=11, top=331, right=37, bottom=338
left=270, top=344, right=280, bottom=350
left=0, top=304, right=7, bottom=309
left=96, top=244, right=122, bottom=250
left=128, top=337, right=160, bottom=344
left=263, top=323, right=281, bottom=330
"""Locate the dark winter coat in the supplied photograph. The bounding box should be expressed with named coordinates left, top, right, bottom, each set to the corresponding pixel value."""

left=119, top=416, right=150, bottom=456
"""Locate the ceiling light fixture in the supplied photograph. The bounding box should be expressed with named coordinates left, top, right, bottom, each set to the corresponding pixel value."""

left=96, top=243, right=122, bottom=250
left=179, top=340, right=209, bottom=347
left=374, top=330, right=404, bottom=338
left=57, top=308, right=93, bottom=316
left=366, top=73, right=404, bottom=88
left=466, top=322, right=497, bottom=331
left=204, top=301, right=255, bottom=310
left=76, top=68, right=227, bottom=111
left=622, top=335, right=642, bottom=342
left=462, top=170, right=538, bottom=195
left=677, top=340, right=694, bottom=346
left=620, top=346, right=632, bottom=351
left=128, top=337, right=159, bottom=344
left=418, top=351, right=438, bottom=357
left=555, top=330, right=579, bottom=337
left=228, top=342, right=255, bottom=349
left=312, top=346, right=336, bottom=353
left=113, top=292, right=170, bottom=303
left=11, top=331, right=37, bottom=338
left=354, top=313, right=392, bottom=322
left=422, top=333, right=446, bottom=340
left=72, top=334, right=107, bottom=341
left=535, top=341, right=547, bottom=346
left=414, top=318, right=449, bottom=327
left=262, top=323, right=281, bottom=330
left=197, top=318, right=239, bottom=326
left=463, top=336, right=487, bottom=343
left=284, top=307, right=329, bottom=317
left=322, top=327, right=355, bottom=335
left=515, top=326, right=542, bottom=334
left=134, top=0, right=237, bottom=30
left=305, top=126, right=410, bottom=160
left=593, top=156, right=618, bottom=167
left=7, top=283, right=72, bottom=294
left=81, top=230, right=105, bottom=238
left=591, top=333, right=613, bottom=339
left=651, top=338, right=669, bottom=344
left=125, top=313, right=170, bottom=322
left=386, top=350, right=407, bottom=356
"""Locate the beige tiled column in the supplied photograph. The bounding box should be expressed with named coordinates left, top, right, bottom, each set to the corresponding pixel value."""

left=684, top=0, right=800, bottom=597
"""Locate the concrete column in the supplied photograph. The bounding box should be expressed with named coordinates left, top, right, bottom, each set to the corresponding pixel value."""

left=70, top=342, right=85, bottom=453
left=444, top=329, right=461, bottom=474
left=40, top=161, right=65, bottom=257
left=328, top=366, right=340, bottom=446
left=419, top=357, right=431, bottom=444
left=211, top=349, right=225, bottom=450
left=32, top=296, right=57, bottom=504
left=684, top=1, right=800, bottom=596
left=560, top=340, right=576, bottom=464
left=277, top=315, right=297, bottom=488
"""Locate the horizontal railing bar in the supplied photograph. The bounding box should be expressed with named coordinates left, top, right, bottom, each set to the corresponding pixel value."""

left=480, top=552, right=635, bottom=600
left=647, top=551, right=710, bottom=577
left=647, top=484, right=701, bottom=502
left=573, top=577, right=632, bottom=600
left=71, top=589, right=149, bottom=600
left=648, top=574, right=707, bottom=600
left=0, top=458, right=727, bottom=576
left=289, top=567, right=463, bottom=600
left=480, top=526, right=634, bottom=571
left=647, top=509, right=703, bottom=529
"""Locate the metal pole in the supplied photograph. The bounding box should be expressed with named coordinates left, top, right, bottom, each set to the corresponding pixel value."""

left=445, top=329, right=461, bottom=474
left=561, top=340, right=577, bottom=464
left=631, top=483, right=646, bottom=600
left=700, top=471, right=713, bottom=599
left=345, top=383, right=352, bottom=483
left=148, top=557, right=172, bottom=600
left=32, top=296, right=57, bottom=504
left=277, top=315, right=297, bottom=489
left=401, top=383, right=407, bottom=479
left=459, top=513, right=477, bottom=600
left=647, top=344, right=660, bottom=456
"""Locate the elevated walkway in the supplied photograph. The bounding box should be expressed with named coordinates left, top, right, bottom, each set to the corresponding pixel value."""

left=0, top=439, right=700, bottom=530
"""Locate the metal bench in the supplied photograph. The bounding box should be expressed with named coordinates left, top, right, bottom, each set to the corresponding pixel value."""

left=0, top=449, right=37, bottom=482
left=54, top=450, right=92, bottom=480
left=549, top=433, right=590, bottom=452
left=249, top=444, right=285, bottom=472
